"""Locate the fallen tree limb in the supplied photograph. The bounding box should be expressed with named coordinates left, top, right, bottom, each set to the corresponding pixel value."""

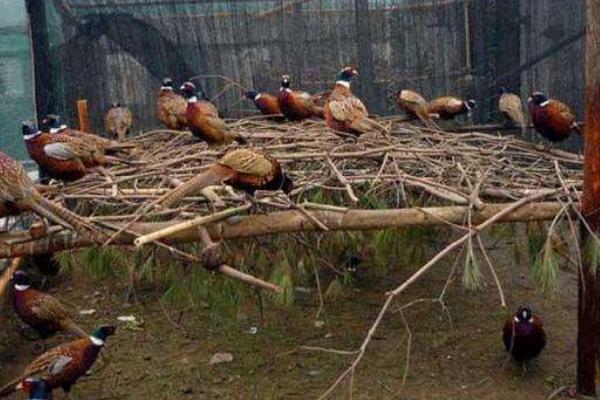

left=0, top=201, right=574, bottom=259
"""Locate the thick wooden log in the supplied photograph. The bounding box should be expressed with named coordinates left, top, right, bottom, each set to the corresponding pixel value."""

left=0, top=201, right=571, bottom=259
left=76, top=99, right=90, bottom=133
left=578, top=0, right=600, bottom=394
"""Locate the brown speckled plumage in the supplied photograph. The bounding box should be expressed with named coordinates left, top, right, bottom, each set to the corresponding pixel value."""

left=105, top=104, right=133, bottom=141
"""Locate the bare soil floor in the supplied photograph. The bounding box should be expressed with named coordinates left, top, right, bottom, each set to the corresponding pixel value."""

left=0, top=226, right=577, bottom=399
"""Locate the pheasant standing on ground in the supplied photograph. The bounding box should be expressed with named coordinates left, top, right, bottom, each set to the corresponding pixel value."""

left=12, top=270, right=87, bottom=339
left=154, top=148, right=293, bottom=209
left=17, top=377, right=53, bottom=400
left=180, top=82, right=246, bottom=145
left=503, top=306, right=546, bottom=363
left=395, top=89, right=438, bottom=129
left=528, top=92, right=580, bottom=142
left=277, top=74, right=323, bottom=121
left=155, top=77, right=188, bottom=130
left=498, top=87, right=526, bottom=134
left=427, top=96, right=476, bottom=120
left=0, top=325, right=116, bottom=397
left=0, top=148, right=108, bottom=243
left=105, top=103, right=133, bottom=141
left=245, top=90, right=284, bottom=121
left=324, top=66, right=388, bottom=137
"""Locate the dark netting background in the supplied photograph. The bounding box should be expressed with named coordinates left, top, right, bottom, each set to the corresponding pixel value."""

left=27, top=0, right=584, bottom=152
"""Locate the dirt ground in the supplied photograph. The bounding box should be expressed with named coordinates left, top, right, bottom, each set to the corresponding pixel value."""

left=0, top=225, right=578, bottom=399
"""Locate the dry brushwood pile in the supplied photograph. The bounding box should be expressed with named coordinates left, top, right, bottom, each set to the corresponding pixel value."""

left=0, top=116, right=584, bottom=260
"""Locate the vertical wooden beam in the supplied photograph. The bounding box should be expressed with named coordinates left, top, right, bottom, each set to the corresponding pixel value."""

left=76, top=100, right=90, bottom=133
left=354, top=0, right=377, bottom=112
left=25, top=0, right=55, bottom=122
left=579, top=0, right=600, bottom=395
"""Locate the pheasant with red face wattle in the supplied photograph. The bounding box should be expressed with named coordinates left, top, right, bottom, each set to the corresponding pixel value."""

left=528, top=92, right=580, bottom=142
left=17, top=377, right=52, bottom=400
left=0, top=325, right=116, bottom=397
left=12, top=270, right=87, bottom=339
left=180, top=82, right=246, bottom=145
left=105, top=102, right=133, bottom=141
left=427, top=96, right=476, bottom=120
left=502, top=306, right=546, bottom=364
left=0, top=148, right=108, bottom=243
left=277, top=75, right=323, bottom=121
left=155, top=77, right=188, bottom=130
left=245, top=91, right=284, bottom=121
left=324, top=67, right=388, bottom=137
left=153, top=148, right=293, bottom=209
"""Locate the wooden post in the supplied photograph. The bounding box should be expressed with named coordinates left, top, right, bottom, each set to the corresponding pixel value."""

left=354, top=0, right=377, bottom=112
left=76, top=99, right=90, bottom=132
left=578, top=0, right=600, bottom=395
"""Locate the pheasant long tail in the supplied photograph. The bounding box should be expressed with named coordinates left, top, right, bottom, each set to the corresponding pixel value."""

left=353, top=117, right=390, bottom=136
left=0, top=376, right=22, bottom=397
left=27, top=191, right=109, bottom=244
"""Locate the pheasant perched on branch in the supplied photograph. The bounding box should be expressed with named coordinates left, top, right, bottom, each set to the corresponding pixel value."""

left=277, top=74, right=323, bottom=121
left=105, top=102, right=133, bottom=141
left=498, top=87, right=526, bottom=134
left=324, top=66, right=388, bottom=137
left=0, top=325, right=116, bottom=397
left=12, top=270, right=87, bottom=339
left=155, top=77, right=188, bottom=130
left=24, top=122, right=90, bottom=181
left=44, top=114, right=133, bottom=156
left=245, top=90, right=284, bottom=121
left=155, top=148, right=293, bottom=209
left=427, top=96, right=476, bottom=120
left=0, top=148, right=108, bottom=243
left=528, top=92, right=580, bottom=142
left=503, top=306, right=546, bottom=363
left=180, top=82, right=247, bottom=145
left=17, top=377, right=52, bottom=400
left=395, top=89, right=438, bottom=129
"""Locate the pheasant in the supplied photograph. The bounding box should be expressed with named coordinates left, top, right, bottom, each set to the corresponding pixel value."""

left=105, top=102, right=133, bottom=141
left=44, top=115, right=133, bottom=156
left=503, top=306, right=546, bottom=363
left=245, top=90, right=284, bottom=121
left=528, top=92, right=580, bottom=142
left=0, top=325, right=116, bottom=397
left=277, top=74, right=323, bottom=121
left=180, top=82, right=246, bottom=145
left=427, top=96, right=476, bottom=120
left=24, top=122, right=90, bottom=181
left=12, top=270, right=87, bottom=339
left=0, top=148, right=108, bottom=243
left=155, top=77, right=188, bottom=130
left=17, top=377, right=52, bottom=400
left=498, top=87, right=526, bottom=134
left=324, top=67, right=388, bottom=137
left=395, top=89, right=438, bottom=129
left=154, top=148, right=293, bottom=209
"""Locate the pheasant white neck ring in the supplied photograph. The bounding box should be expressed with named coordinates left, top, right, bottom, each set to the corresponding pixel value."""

left=23, top=131, right=41, bottom=140
left=336, top=80, right=351, bottom=88
left=90, top=336, right=105, bottom=346
left=254, top=93, right=262, bottom=100
left=161, top=86, right=174, bottom=91
left=540, top=100, right=550, bottom=107
left=14, top=284, right=30, bottom=291
left=188, top=96, right=198, bottom=103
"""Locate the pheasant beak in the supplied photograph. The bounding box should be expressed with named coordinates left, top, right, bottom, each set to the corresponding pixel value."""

left=352, top=69, right=358, bottom=76
left=16, top=382, right=23, bottom=390
left=527, top=96, right=533, bottom=103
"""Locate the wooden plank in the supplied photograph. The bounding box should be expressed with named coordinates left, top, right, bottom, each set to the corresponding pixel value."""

left=76, top=99, right=90, bottom=133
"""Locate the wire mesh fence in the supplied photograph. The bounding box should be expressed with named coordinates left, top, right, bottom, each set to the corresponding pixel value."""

left=10, top=0, right=587, bottom=160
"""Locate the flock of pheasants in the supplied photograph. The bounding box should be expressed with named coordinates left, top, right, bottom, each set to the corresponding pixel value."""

left=0, top=65, right=575, bottom=398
